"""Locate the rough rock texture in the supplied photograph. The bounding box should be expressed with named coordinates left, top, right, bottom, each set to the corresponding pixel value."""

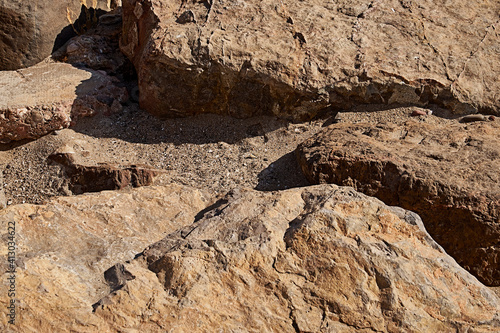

left=296, top=120, right=500, bottom=286
left=1, top=184, right=498, bottom=331
left=0, top=61, right=128, bottom=143
left=0, top=0, right=116, bottom=70
left=90, top=185, right=500, bottom=332
left=49, top=141, right=164, bottom=194
left=0, top=185, right=212, bottom=331
left=121, top=0, right=500, bottom=120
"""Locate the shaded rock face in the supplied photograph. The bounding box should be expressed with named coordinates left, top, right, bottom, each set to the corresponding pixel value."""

left=0, top=0, right=115, bottom=70
left=52, top=8, right=134, bottom=78
left=296, top=120, right=500, bottom=286
left=0, top=185, right=212, bottom=331
left=0, top=61, right=128, bottom=143
left=121, top=0, right=500, bottom=120
left=91, top=185, right=500, bottom=332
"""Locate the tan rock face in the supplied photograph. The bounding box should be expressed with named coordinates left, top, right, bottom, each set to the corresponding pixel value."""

left=296, top=120, right=500, bottom=286
left=92, top=185, right=499, bottom=332
left=0, top=61, right=128, bottom=143
left=0, top=0, right=115, bottom=70
left=0, top=185, right=212, bottom=331
left=1, top=184, right=498, bottom=331
left=121, top=0, right=500, bottom=120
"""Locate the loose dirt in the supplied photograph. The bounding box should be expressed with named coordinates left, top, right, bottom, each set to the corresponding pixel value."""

left=0, top=102, right=460, bottom=206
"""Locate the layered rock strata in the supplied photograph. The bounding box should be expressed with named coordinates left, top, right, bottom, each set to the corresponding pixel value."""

left=297, top=120, right=500, bottom=286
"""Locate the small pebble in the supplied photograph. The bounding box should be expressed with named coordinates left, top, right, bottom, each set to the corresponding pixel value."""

left=459, top=114, right=493, bottom=123
left=411, top=109, right=429, bottom=117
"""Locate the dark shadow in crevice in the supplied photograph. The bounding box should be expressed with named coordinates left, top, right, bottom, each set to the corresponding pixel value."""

left=52, top=5, right=107, bottom=53
left=193, top=198, right=229, bottom=223
left=0, top=137, right=36, bottom=151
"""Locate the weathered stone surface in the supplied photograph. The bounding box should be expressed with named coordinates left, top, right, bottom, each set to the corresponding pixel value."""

left=121, top=0, right=500, bottom=120
left=49, top=145, right=163, bottom=194
left=0, top=61, right=128, bottom=143
left=91, top=185, right=500, bottom=332
left=0, top=185, right=212, bottom=331
left=0, top=184, right=498, bottom=331
left=0, top=0, right=115, bottom=70
left=296, top=120, right=500, bottom=286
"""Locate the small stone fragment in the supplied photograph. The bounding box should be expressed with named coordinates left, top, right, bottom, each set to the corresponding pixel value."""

left=459, top=114, right=491, bottom=123
left=411, top=109, right=430, bottom=116
left=104, top=263, right=136, bottom=291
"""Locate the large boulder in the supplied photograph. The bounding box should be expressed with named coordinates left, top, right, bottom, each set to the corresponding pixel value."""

left=93, top=185, right=500, bottom=332
left=296, top=120, right=500, bottom=286
left=0, top=0, right=117, bottom=70
left=0, top=61, right=128, bottom=143
left=1, top=184, right=498, bottom=331
left=120, top=0, right=500, bottom=120
left=0, top=185, right=212, bottom=330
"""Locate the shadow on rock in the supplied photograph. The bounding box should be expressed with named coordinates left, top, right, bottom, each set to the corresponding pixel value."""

left=52, top=5, right=107, bottom=54
left=70, top=106, right=291, bottom=145
left=255, top=151, right=310, bottom=191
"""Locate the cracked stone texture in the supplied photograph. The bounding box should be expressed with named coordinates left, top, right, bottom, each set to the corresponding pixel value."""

left=120, top=0, right=500, bottom=121
left=91, top=185, right=500, bottom=332
left=0, top=185, right=211, bottom=331
left=0, top=61, right=128, bottom=143
left=296, top=120, right=500, bottom=286
left=0, top=0, right=115, bottom=70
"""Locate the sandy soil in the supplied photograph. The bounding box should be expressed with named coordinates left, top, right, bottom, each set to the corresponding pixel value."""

left=0, top=101, right=458, bottom=206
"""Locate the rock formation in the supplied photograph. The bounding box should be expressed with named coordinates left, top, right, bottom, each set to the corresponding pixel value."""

left=52, top=8, right=132, bottom=77
left=49, top=141, right=164, bottom=194
left=0, top=185, right=212, bottom=331
left=1, top=0, right=499, bottom=331
left=0, top=61, right=128, bottom=143
left=0, top=0, right=116, bottom=70
left=96, top=185, right=500, bottom=331
left=296, top=120, right=500, bottom=286
left=1, top=184, right=498, bottom=331
left=121, top=0, right=500, bottom=120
